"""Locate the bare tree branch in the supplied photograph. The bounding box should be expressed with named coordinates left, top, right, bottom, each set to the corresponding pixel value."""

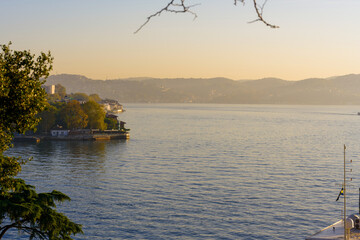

left=249, top=0, right=279, bottom=28
left=134, top=0, right=199, bottom=34
left=234, top=0, right=245, bottom=6
left=135, top=0, right=278, bottom=33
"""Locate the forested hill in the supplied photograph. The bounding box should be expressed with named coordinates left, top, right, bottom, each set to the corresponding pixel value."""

left=46, top=74, right=360, bottom=104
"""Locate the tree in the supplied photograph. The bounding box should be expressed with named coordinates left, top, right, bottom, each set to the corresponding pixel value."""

left=135, top=0, right=278, bottom=33
left=68, top=93, right=89, bottom=102
left=55, top=84, right=66, bottom=99
left=51, top=102, right=67, bottom=128
left=62, top=100, right=88, bottom=130
left=37, top=104, right=57, bottom=133
left=46, top=93, right=61, bottom=103
left=105, top=117, right=118, bottom=130
left=0, top=44, right=49, bottom=152
left=89, top=94, right=101, bottom=102
left=82, top=100, right=106, bottom=130
left=0, top=43, right=82, bottom=239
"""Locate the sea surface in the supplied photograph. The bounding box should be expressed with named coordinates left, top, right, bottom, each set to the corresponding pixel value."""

left=6, top=104, right=360, bottom=240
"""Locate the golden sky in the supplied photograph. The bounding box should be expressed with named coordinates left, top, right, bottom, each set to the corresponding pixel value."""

left=1, top=0, right=360, bottom=80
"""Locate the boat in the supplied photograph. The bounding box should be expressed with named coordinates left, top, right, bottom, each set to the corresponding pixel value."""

left=306, top=145, right=360, bottom=240
left=305, top=216, right=360, bottom=240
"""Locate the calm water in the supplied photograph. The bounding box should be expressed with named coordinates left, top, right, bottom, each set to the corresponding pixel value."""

left=6, top=104, right=360, bottom=239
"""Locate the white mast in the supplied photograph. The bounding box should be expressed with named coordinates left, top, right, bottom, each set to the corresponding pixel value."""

left=344, top=144, right=347, bottom=240
left=343, top=144, right=353, bottom=240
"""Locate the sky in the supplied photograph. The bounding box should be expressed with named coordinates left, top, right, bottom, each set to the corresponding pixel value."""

left=1, top=0, right=360, bottom=81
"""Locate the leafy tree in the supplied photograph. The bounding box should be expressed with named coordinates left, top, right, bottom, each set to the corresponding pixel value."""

left=89, top=94, right=101, bottom=102
left=46, top=93, right=61, bottom=103
left=37, top=104, right=57, bottom=133
left=0, top=43, right=82, bottom=239
left=0, top=44, right=49, bottom=152
left=105, top=117, right=118, bottom=130
left=55, top=84, right=66, bottom=99
left=62, top=100, right=88, bottom=130
left=82, top=100, right=106, bottom=130
left=68, top=93, right=89, bottom=102
left=48, top=102, right=67, bottom=129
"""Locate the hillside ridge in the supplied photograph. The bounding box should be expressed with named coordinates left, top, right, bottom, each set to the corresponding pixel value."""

left=45, top=74, right=360, bottom=104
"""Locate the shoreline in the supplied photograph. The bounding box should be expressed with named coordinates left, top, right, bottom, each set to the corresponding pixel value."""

left=14, top=131, right=130, bottom=142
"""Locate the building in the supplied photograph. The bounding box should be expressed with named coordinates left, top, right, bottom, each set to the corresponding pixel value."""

left=50, top=129, right=70, bottom=137
left=43, top=85, right=55, bottom=95
left=99, top=99, right=123, bottom=113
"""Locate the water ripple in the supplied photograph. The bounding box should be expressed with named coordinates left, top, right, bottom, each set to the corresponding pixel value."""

left=6, top=104, right=360, bottom=239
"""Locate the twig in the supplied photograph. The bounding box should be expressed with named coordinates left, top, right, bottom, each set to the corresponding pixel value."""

left=248, top=0, right=279, bottom=28
left=135, top=0, right=278, bottom=33
left=134, top=0, right=199, bottom=34
left=234, top=0, right=245, bottom=6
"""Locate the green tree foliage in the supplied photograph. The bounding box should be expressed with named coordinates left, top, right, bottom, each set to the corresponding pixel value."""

left=48, top=102, right=67, bottom=129
left=82, top=100, right=106, bottom=130
left=0, top=183, right=82, bottom=239
left=0, top=43, right=82, bottom=239
left=89, top=94, right=101, bottom=102
left=37, top=104, right=57, bottom=133
left=46, top=93, right=61, bottom=103
left=0, top=43, right=50, bottom=152
left=104, top=117, right=118, bottom=130
left=62, top=100, right=88, bottom=130
left=55, top=84, right=66, bottom=99
left=68, top=93, right=89, bottom=102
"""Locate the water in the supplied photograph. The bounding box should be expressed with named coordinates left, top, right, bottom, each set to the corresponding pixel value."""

left=5, top=104, right=360, bottom=239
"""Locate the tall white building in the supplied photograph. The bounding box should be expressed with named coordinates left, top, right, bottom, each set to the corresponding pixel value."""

left=43, top=85, right=55, bottom=95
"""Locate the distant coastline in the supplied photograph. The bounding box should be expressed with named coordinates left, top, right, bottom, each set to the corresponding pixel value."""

left=46, top=73, right=360, bottom=105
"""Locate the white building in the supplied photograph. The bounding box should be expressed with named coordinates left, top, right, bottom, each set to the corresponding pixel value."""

left=43, top=85, right=55, bottom=95
left=50, top=129, right=70, bottom=137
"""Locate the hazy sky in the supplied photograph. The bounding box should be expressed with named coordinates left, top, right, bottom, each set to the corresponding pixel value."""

left=1, top=0, right=360, bottom=80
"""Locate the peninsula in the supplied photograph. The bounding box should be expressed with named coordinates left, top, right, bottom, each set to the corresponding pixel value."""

left=15, top=85, right=129, bottom=142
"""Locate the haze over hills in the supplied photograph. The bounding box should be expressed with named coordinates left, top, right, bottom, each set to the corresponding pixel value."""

left=46, top=74, right=360, bottom=105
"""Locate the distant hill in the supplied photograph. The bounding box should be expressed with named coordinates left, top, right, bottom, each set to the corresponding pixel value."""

left=45, top=74, right=360, bottom=104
